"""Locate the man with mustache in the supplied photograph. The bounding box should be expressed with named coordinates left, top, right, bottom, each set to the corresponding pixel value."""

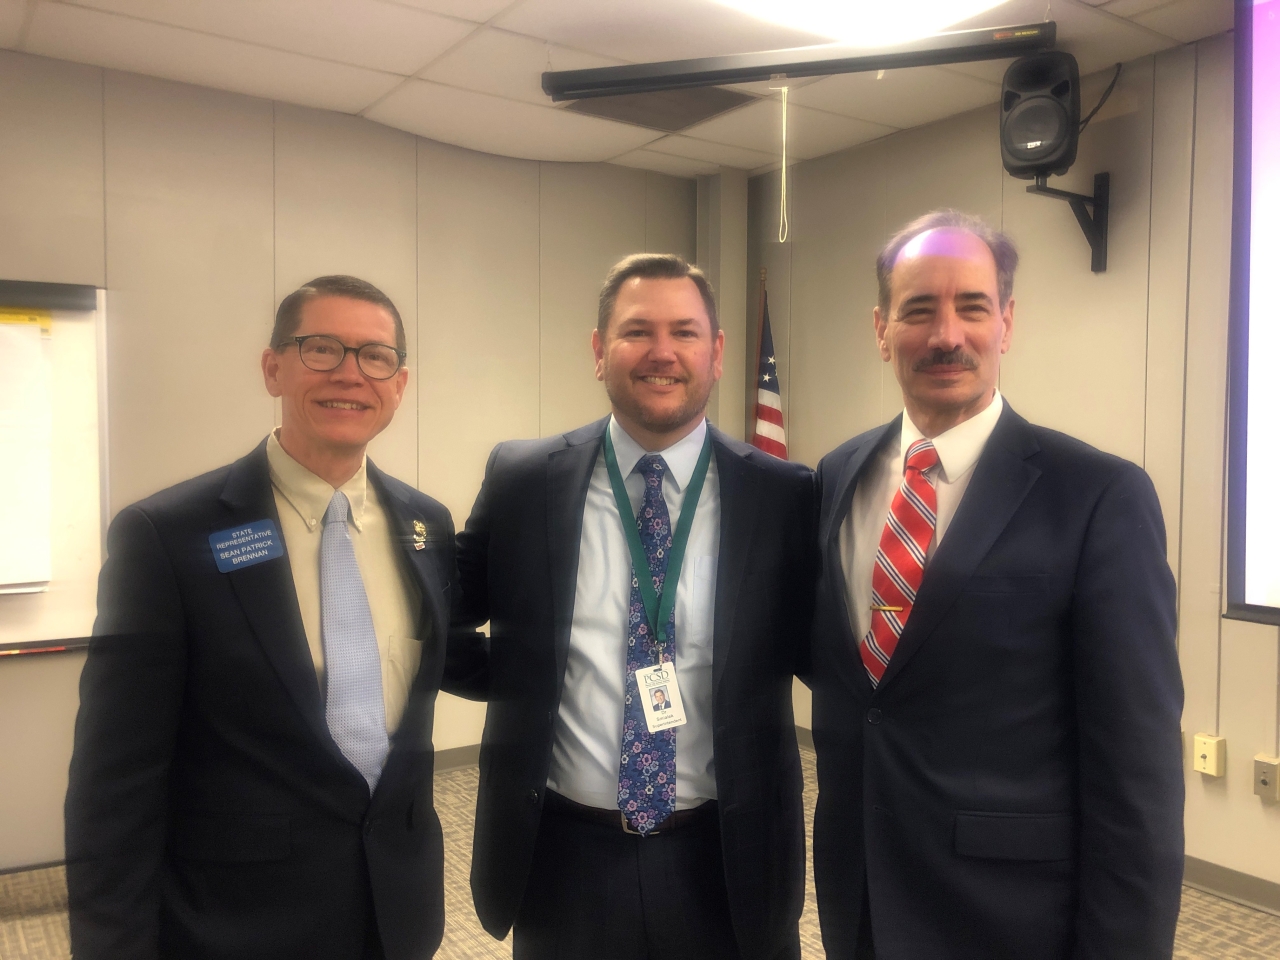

left=451, top=253, right=816, bottom=959
left=66, top=276, right=461, bottom=959
left=809, top=211, right=1184, bottom=959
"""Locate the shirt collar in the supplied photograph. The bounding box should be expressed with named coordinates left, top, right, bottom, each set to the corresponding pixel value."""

left=266, top=429, right=368, bottom=532
left=608, top=415, right=709, bottom=492
left=900, top=391, right=1004, bottom=483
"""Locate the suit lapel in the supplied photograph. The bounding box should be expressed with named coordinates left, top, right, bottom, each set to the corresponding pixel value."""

left=547, top=418, right=609, bottom=687
left=367, top=463, right=448, bottom=693
left=822, top=420, right=900, bottom=700
left=876, top=406, right=1041, bottom=691
left=217, top=444, right=340, bottom=764
left=710, top=430, right=760, bottom=701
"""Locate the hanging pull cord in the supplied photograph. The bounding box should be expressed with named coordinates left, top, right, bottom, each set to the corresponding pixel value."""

left=778, top=85, right=790, bottom=243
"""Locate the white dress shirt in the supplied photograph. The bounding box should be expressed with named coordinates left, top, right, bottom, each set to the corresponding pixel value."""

left=266, top=430, right=423, bottom=734
left=546, top=416, right=720, bottom=811
left=840, top=392, right=1004, bottom=643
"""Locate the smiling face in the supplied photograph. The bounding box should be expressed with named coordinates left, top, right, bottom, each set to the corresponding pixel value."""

left=592, top=276, right=724, bottom=450
left=874, top=228, right=1014, bottom=437
left=262, top=294, right=407, bottom=468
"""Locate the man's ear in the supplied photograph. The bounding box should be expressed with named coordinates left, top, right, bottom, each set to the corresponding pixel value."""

left=873, top=306, right=891, bottom=362
left=592, top=327, right=606, bottom=382
left=262, top=348, right=284, bottom=398
left=1000, top=297, right=1015, bottom=354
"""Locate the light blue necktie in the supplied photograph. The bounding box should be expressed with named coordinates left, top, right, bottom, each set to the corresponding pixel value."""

left=320, top=490, right=389, bottom=792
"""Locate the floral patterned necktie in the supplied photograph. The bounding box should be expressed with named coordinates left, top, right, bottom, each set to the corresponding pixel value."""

left=616, top=454, right=677, bottom=834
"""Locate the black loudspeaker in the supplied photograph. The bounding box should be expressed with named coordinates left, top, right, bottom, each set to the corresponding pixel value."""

left=1000, top=51, right=1081, bottom=179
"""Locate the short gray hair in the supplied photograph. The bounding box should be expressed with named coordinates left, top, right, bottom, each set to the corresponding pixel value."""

left=875, top=210, right=1019, bottom=315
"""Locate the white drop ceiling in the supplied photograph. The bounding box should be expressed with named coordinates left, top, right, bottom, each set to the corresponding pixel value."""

left=0, top=0, right=1235, bottom=176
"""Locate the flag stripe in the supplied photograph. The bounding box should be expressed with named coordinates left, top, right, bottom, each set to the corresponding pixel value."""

left=757, top=389, right=783, bottom=410
left=752, top=435, right=787, bottom=458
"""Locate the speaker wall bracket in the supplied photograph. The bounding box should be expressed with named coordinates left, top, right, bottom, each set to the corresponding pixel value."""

left=1026, top=172, right=1110, bottom=272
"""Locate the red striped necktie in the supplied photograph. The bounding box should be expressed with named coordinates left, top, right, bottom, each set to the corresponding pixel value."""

left=862, top=438, right=940, bottom=687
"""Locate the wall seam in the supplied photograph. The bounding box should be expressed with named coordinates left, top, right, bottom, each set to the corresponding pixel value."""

left=100, top=68, right=107, bottom=290
left=538, top=162, right=543, bottom=438
left=414, top=136, right=421, bottom=490
left=1176, top=45, right=1199, bottom=665
left=1143, top=59, right=1157, bottom=473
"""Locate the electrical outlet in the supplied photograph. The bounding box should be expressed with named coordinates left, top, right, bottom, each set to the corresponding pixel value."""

left=1193, top=734, right=1226, bottom=777
left=1255, top=755, right=1280, bottom=802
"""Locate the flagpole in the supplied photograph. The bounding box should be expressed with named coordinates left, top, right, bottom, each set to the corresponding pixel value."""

left=749, top=268, right=767, bottom=442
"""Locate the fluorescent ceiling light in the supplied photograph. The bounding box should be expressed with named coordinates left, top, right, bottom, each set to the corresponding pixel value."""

left=711, top=0, right=1009, bottom=47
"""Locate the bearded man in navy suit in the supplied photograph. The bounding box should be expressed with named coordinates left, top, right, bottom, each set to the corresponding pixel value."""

left=809, top=211, right=1184, bottom=960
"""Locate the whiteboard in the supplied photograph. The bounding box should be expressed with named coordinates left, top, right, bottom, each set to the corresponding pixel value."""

left=0, top=317, right=53, bottom=592
left=0, top=297, right=104, bottom=643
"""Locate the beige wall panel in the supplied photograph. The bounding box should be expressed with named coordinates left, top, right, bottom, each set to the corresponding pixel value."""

left=787, top=145, right=888, bottom=467
left=0, top=51, right=104, bottom=287
left=274, top=104, right=419, bottom=483
left=0, top=652, right=86, bottom=870
left=538, top=162, right=646, bottom=437
left=1000, top=60, right=1155, bottom=466
left=417, top=139, right=540, bottom=525
left=1180, top=33, right=1262, bottom=877
left=417, top=140, right=541, bottom=751
left=1179, top=33, right=1233, bottom=755
left=644, top=171, right=696, bottom=262
left=103, top=71, right=274, bottom=512
left=1190, top=619, right=1280, bottom=884
left=715, top=169, right=749, bottom=441
left=1145, top=46, right=1197, bottom=578
left=879, top=105, right=1004, bottom=240
left=746, top=170, right=793, bottom=442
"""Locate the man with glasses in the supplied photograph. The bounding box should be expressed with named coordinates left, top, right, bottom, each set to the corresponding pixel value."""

left=66, top=276, right=467, bottom=960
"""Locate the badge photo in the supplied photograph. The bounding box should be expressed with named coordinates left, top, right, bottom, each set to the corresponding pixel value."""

left=634, top=661, right=688, bottom=733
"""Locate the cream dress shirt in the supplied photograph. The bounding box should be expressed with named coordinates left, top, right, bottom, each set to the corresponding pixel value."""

left=840, top=392, right=1004, bottom=644
left=266, top=430, right=423, bottom=734
left=546, top=416, right=720, bottom=811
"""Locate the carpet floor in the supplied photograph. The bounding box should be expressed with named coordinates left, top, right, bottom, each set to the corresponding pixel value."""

left=4, top=746, right=1278, bottom=959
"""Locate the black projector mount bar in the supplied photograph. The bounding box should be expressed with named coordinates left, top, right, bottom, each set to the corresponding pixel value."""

left=542, top=21, right=1056, bottom=101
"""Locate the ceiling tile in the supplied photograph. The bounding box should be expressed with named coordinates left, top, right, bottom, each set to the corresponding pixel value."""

left=364, top=79, right=662, bottom=160
left=951, top=0, right=1178, bottom=74
left=788, top=64, right=1000, bottom=128
left=682, top=98, right=894, bottom=161
left=420, top=26, right=620, bottom=104
left=1130, top=0, right=1234, bottom=44
left=643, top=134, right=775, bottom=170
left=0, top=0, right=27, bottom=47
left=26, top=3, right=402, bottom=112
left=61, top=0, right=475, bottom=75
left=386, top=0, right=513, bottom=22
left=1100, top=0, right=1182, bottom=16
left=609, top=149, right=717, bottom=177
left=495, top=0, right=832, bottom=63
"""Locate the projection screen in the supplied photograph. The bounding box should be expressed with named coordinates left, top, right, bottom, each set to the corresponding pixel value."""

left=1227, top=0, right=1280, bottom=623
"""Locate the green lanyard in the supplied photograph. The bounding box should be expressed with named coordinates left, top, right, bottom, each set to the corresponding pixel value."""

left=602, top=424, right=713, bottom=648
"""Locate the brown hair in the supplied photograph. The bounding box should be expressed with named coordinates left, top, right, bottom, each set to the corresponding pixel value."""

left=597, top=253, right=718, bottom=336
left=875, top=210, right=1019, bottom=316
left=271, top=275, right=405, bottom=352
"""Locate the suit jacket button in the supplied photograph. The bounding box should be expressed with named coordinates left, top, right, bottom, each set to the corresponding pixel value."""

left=528, top=788, right=540, bottom=804
left=866, top=708, right=882, bottom=725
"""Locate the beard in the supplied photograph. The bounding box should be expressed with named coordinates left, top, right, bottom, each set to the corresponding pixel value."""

left=602, top=362, right=716, bottom=437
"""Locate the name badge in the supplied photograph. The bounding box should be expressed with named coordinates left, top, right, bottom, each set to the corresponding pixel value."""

left=635, top=661, right=688, bottom=734
left=209, top=520, right=284, bottom=573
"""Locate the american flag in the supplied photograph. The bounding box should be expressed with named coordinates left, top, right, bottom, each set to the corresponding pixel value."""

left=750, top=289, right=787, bottom=459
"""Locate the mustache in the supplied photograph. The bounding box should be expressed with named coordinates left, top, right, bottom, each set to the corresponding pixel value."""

left=913, top=348, right=978, bottom=372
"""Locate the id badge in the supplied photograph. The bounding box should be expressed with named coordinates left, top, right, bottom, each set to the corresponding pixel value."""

left=634, top=660, right=687, bottom=734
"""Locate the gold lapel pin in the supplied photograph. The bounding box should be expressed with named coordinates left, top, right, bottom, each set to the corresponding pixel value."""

left=412, top=519, right=427, bottom=550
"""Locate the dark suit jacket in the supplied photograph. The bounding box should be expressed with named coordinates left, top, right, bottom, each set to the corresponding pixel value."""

left=450, top=417, right=817, bottom=960
left=65, top=440, right=456, bottom=960
left=809, top=404, right=1184, bottom=960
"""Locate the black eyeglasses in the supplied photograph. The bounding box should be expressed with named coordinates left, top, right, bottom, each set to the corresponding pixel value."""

left=279, top=335, right=406, bottom=381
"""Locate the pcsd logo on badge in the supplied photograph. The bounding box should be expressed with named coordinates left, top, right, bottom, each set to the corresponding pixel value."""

left=643, top=668, right=670, bottom=687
